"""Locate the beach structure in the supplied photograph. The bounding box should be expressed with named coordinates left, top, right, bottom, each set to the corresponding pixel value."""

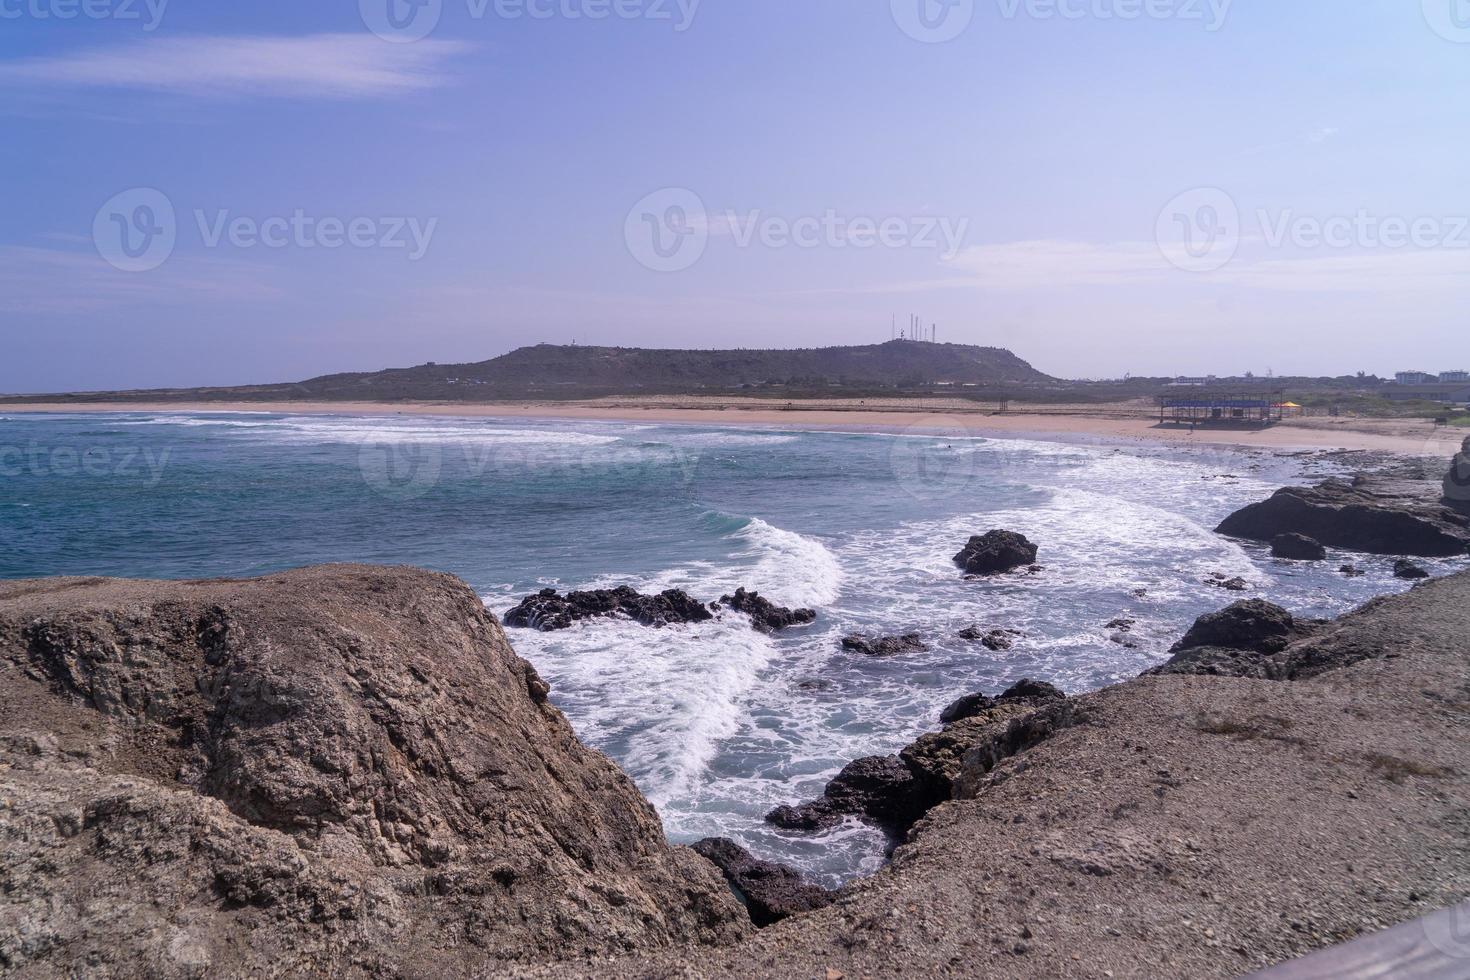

left=1158, top=392, right=1285, bottom=427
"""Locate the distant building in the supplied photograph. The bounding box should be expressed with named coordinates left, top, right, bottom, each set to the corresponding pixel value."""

left=1169, top=375, right=1217, bottom=387
left=1440, top=370, right=1470, bottom=383
left=1395, top=371, right=1434, bottom=385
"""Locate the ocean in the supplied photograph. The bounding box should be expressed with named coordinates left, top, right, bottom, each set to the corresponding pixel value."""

left=2, top=411, right=1460, bottom=886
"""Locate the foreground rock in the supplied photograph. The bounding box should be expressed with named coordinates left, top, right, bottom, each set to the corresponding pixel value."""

left=840, top=633, right=928, bottom=657
left=953, top=530, right=1038, bottom=576
left=504, top=585, right=713, bottom=631
left=718, top=588, right=816, bottom=633
left=0, top=566, right=746, bottom=976
left=1271, top=533, right=1328, bottom=561
left=1217, top=475, right=1470, bottom=557
left=690, top=839, right=833, bottom=927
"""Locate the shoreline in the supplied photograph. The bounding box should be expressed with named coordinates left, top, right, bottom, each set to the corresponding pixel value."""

left=2, top=399, right=1461, bottom=457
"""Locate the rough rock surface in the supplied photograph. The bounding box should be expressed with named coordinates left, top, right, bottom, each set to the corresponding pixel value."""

left=0, top=566, right=747, bottom=977
left=717, top=588, right=816, bottom=633
left=953, top=530, right=1039, bottom=576
left=840, top=633, right=928, bottom=657
left=768, top=681, right=1072, bottom=837
left=512, top=571, right=1470, bottom=980
left=1217, top=475, right=1470, bottom=557
left=957, top=626, right=1022, bottom=650
left=503, top=585, right=713, bottom=631
left=1168, top=599, right=1322, bottom=657
left=1394, top=559, right=1431, bottom=580
left=689, top=839, right=834, bottom=927
left=1271, top=533, right=1328, bottom=561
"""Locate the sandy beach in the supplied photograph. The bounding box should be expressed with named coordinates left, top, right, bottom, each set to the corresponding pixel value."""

left=4, top=397, right=1462, bottom=457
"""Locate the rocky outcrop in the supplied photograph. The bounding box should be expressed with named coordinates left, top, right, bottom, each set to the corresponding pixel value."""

left=958, top=626, right=1023, bottom=650
left=689, top=838, right=834, bottom=927
left=504, top=585, right=713, bottom=631
left=1169, top=599, right=1321, bottom=656
left=767, top=681, right=1072, bottom=837
left=717, top=588, right=816, bottom=633
left=1394, top=559, right=1431, bottom=580
left=0, top=566, right=747, bottom=977
left=953, top=530, right=1038, bottom=576
left=1216, top=475, right=1470, bottom=557
left=841, top=633, right=928, bottom=657
left=1271, top=533, right=1327, bottom=561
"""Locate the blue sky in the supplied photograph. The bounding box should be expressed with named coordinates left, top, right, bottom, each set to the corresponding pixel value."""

left=2, top=0, right=1468, bottom=392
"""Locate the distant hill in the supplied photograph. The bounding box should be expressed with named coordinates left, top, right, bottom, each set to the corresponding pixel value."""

left=3, top=341, right=1057, bottom=403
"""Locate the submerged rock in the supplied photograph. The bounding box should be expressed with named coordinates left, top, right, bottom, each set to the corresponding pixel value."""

left=1217, top=475, right=1470, bottom=557
left=1394, top=559, right=1431, bottom=580
left=953, top=530, right=1039, bottom=576
left=957, top=626, right=1022, bottom=651
left=690, top=838, right=833, bottom=927
left=504, top=586, right=714, bottom=631
left=1340, top=564, right=1366, bottom=578
left=1204, top=573, right=1250, bottom=592
left=841, top=633, right=928, bottom=657
left=1271, top=533, right=1328, bottom=561
left=0, top=565, right=747, bottom=976
left=718, top=587, right=816, bottom=633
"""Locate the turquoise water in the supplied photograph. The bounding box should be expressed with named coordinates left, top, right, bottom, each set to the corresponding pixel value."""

left=2, top=412, right=1460, bottom=884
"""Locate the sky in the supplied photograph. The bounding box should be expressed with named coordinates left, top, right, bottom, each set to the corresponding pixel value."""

left=2, top=0, right=1469, bottom=392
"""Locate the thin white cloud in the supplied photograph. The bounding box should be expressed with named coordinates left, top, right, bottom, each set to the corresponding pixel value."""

left=0, top=246, right=282, bottom=314
left=0, top=34, right=467, bottom=100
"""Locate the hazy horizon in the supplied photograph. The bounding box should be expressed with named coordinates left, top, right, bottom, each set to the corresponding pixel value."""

left=5, top=0, right=1469, bottom=391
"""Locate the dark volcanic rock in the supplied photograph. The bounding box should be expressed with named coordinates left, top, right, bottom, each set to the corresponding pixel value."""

left=957, top=626, right=1021, bottom=650
left=1271, top=533, right=1328, bottom=561
left=1170, top=599, right=1314, bottom=656
left=690, top=838, right=834, bottom=927
left=718, top=588, right=816, bottom=633
left=1394, top=559, right=1431, bottom=580
left=766, top=755, right=925, bottom=833
left=1217, top=475, right=1470, bottom=557
left=0, top=566, right=747, bottom=977
left=504, top=586, right=714, bottom=631
left=1340, top=564, right=1366, bottom=578
left=841, top=633, right=928, bottom=656
left=953, top=530, right=1039, bottom=576
left=1205, top=573, right=1250, bottom=592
